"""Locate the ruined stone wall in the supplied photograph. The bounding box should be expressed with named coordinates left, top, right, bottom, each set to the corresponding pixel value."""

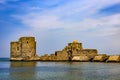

left=78, top=49, right=98, bottom=58
left=61, top=41, right=83, bottom=60
left=93, top=54, right=107, bottom=62
left=40, top=40, right=98, bottom=61
left=72, top=56, right=90, bottom=61
left=55, top=51, right=69, bottom=61
left=107, top=55, right=120, bottom=62
left=50, top=54, right=56, bottom=60
left=63, top=42, right=83, bottom=52
left=40, top=54, right=48, bottom=60
left=62, top=41, right=97, bottom=59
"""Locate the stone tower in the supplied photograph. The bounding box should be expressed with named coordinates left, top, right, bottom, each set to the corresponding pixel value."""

left=10, top=42, right=21, bottom=58
left=10, top=36, right=39, bottom=61
left=19, top=37, right=36, bottom=59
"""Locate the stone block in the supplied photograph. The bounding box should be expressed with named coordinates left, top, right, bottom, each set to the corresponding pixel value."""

left=93, top=54, right=107, bottom=62
left=106, top=55, right=120, bottom=62
left=72, top=55, right=90, bottom=61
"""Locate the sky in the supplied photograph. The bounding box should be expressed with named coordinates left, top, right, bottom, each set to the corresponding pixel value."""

left=0, top=0, right=120, bottom=58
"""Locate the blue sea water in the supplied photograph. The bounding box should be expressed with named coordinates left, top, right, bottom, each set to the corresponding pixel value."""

left=0, top=58, right=120, bottom=80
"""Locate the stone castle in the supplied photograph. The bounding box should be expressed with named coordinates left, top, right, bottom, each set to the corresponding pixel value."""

left=40, top=40, right=98, bottom=61
left=10, top=36, right=120, bottom=62
left=10, top=37, right=39, bottom=61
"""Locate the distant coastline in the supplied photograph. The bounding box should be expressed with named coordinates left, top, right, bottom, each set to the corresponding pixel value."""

left=0, top=58, right=10, bottom=61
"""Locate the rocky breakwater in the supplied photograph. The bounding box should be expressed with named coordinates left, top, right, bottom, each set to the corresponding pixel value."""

left=10, top=37, right=40, bottom=61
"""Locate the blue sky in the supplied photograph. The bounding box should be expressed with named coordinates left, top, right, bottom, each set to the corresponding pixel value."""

left=0, top=0, right=120, bottom=57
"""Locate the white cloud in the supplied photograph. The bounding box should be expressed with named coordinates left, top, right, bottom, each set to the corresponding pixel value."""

left=12, top=0, right=120, bottom=30
left=1, top=0, right=120, bottom=57
left=61, top=14, right=120, bottom=37
left=13, top=11, right=120, bottom=37
left=43, top=0, right=120, bottom=17
left=10, top=0, right=120, bottom=55
left=13, top=14, right=64, bottom=29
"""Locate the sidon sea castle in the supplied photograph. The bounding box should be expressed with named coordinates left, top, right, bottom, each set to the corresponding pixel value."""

left=10, top=36, right=120, bottom=62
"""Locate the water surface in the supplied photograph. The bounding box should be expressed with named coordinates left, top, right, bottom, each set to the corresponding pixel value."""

left=0, top=58, right=120, bottom=80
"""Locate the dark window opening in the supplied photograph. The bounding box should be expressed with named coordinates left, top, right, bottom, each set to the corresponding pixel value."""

left=27, top=41, right=28, bottom=43
left=17, top=47, right=19, bottom=51
left=55, top=52, right=57, bottom=56
left=68, top=50, right=72, bottom=61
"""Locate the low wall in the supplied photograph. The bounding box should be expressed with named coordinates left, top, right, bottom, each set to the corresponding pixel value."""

left=93, top=54, right=107, bottom=62
left=72, top=56, right=90, bottom=61
left=107, top=56, right=120, bottom=62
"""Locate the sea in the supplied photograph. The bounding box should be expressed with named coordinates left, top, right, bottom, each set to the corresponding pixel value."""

left=0, top=58, right=120, bottom=80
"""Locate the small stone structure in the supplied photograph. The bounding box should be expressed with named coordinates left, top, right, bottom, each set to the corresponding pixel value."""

left=40, top=40, right=98, bottom=61
left=72, top=55, right=90, bottom=61
left=106, top=55, right=120, bottom=62
left=10, top=37, right=40, bottom=61
left=93, top=54, right=108, bottom=62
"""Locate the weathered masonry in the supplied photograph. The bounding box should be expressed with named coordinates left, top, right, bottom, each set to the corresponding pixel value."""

left=10, top=37, right=39, bottom=61
left=40, top=40, right=98, bottom=61
left=10, top=37, right=120, bottom=62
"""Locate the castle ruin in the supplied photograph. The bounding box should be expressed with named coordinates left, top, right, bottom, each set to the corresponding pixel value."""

left=40, top=40, right=98, bottom=61
left=10, top=37, right=39, bottom=61
left=10, top=37, right=120, bottom=62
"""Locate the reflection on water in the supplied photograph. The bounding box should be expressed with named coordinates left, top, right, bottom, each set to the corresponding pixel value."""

left=10, top=61, right=37, bottom=80
left=0, top=61, right=120, bottom=80
left=10, top=61, right=36, bottom=67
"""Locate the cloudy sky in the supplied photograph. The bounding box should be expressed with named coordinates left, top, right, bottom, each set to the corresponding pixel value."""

left=0, top=0, right=120, bottom=57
